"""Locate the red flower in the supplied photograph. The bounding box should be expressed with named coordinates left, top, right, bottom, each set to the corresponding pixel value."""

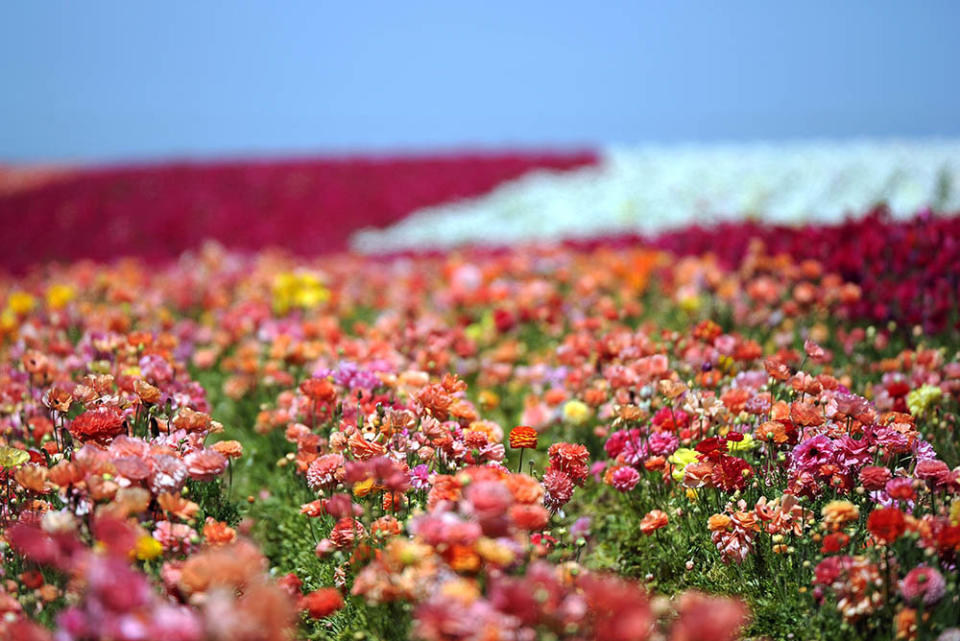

left=710, top=455, right=753, bottom=492
left=547, top=442, right=590, bottom=486
left=867, top=507, right=906, bottom=544
left=509, top=426, right=538, bottom=449
left=821, top=532, right=850, bottom=554
left=695, top=437, right=727, bottom=456
left=299, top=588, right=344, bottom=619
left=68, top=407, right=126, bottom=443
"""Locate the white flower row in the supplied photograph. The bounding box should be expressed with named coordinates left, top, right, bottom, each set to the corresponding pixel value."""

left=350, top=139, right=960, bottom=253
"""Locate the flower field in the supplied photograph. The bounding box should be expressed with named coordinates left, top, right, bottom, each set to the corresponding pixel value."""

left=2, top=187, right=960, bottom=640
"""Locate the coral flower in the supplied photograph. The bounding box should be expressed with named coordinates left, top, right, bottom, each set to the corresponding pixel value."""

left=509, top=504, right=550, bottom=531
left=858, top=465, right=892, bottom=491
left=68, top=407, right=126, bottom=444
left=639, top=509, right=669, bottom=535
left=183, top=449, right=228, bottom=482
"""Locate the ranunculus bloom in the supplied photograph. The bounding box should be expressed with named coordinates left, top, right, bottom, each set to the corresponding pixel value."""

left=68, top=408, right=126, bottom=444
left=915, top=459, right=951, bottom=488
left=183, top=449, right=228, bottom=482
left=509, top=504, right=550, bottom=531
left=306, top=454, right=345, bottom=491
left=639, top=509, right=669, bottom=535
left=821, top=500, right=860, bottom=531
left=867, top=507, right=906, bottom=544
left=611, top=466, right=641, bottom=492
left=508, top=425, right=538, bottom=449
left=885, top=477, right=915, bottom=501
left=300, top=588, right=344, bottom=619
left=672, top=591, right=747, bottom=641
left=859, top=465, right=892, bottom=491
left=900, top=566, right=946, bottom=606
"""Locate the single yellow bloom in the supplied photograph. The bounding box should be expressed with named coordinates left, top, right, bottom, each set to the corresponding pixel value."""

left=0, top=308, right=15, bottom=331
left=352, top=477, right=376, bottom=497
left=134, top=535, right=164, bottom=561
left=46, top=284, right=76, bottom=309
left=907, top=384, right=943, bottom=417
left=272, top=271, right=330, bottom=314
left=563, top=400, right=590, bottom=425
left=669, top=447, right=699, bottom=482
left=0, top=446, right=30, bottom=468
left=7, top=291, right=36, bottom=315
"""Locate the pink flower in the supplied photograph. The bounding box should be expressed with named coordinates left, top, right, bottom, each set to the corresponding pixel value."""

left=791, top=435, right=835, bottom=472
left=611, top=466, right=641, bottom=492
left=900, top=566, right=946, bottom=606
left=649, top=431, right=680, bottom=456
left=542, top=469, right=575, bottom=511
left=306, top=454, right=345, bottom=491
left=153, top=521, right=198, bottom=553
left=915, top=459, right=952, bottom=488
left=183, top=449, right=228, bottom=482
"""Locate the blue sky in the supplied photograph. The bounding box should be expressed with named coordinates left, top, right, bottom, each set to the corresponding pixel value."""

left=2, top=1, right=959, bottom=162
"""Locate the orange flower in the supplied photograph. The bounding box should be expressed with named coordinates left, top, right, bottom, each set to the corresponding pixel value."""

left=509, top=425, right=538, bottom=449
left=348, top=432, right=386, bottom=460
left=443, top=544, right=481, bottom=573
left=202, top=518, right=237, bottom=546
left=639, top=509, right=669, bottom=535
left=504, top=473, right=544, bottom=504
left=821, top=500, right=860, bottom=531
left=708, top=514, right=732, bottom=532
left=791, top=402, right=824, bottom=427
left=211, top=440, right=244, bottom=458
left=157, top=492, right=200, bottom=520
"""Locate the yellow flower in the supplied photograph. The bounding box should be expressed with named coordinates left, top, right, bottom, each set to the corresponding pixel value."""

left=907, top=384, right=943, bottom=417
left=46, top=284, right=75, bottom=309
left=464, top=323, right=483, bottom=341
left=669, top=447, right=698, bottom=482
left=728, top=433, right=756, bottom=452
left=563, top=400, right=590, bottom=425
left=950, top=499, right=960, bottom=526
left=352, top=477, right=376, bottom=497
left=7, top=291, right=36, bottom=315
left=134, top=535, right=164, bottom=561
left=0, top=446, right=30, bottom=468
left=679, top=295, right=702, bottom=312
left=388, top=539, right=431, bottom=566
left=477, top=390, right=500, bottom=411
left=272, top=271, right=330, bottom=314
left=669, top=447, right=698, bottom=467
left=0, top=308, right=15, bottom=332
